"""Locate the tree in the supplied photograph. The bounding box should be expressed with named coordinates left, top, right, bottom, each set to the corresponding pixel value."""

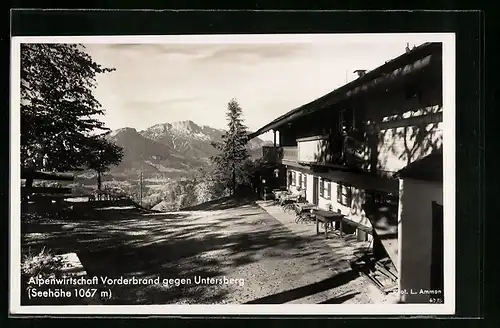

left=210, top=99, right=251, bottom=196
left=20, top=43, right=115, bottom=171
left=84, top=134, right=123, bottom=191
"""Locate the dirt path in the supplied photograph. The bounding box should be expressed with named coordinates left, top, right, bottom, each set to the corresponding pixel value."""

left=22, top=197, right=378, bottom=304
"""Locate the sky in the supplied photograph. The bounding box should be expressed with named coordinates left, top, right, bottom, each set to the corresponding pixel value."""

left=83, top=35, right=434, bottom=140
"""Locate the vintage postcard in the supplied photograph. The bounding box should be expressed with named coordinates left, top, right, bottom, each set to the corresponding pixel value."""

left=10, top=33, right=455, bottom=315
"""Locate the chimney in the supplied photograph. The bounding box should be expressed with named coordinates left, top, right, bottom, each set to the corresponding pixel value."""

left=353, top=69, right=367, bottom=78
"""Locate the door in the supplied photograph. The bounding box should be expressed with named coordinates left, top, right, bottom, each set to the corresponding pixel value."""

left=312, top=177, right=319, bottom=205
left=430, top=201, right=444, bottom=302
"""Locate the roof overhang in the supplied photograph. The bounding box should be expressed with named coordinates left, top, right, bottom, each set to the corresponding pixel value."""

left=395, top=152, right=443, bottom=182
left=249, top=42, right=442, bottom=140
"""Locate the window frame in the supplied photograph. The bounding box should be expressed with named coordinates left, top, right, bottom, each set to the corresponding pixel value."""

left=320, top=178, right=331, bottom=200
left=337, top=182, right=352, bottom=206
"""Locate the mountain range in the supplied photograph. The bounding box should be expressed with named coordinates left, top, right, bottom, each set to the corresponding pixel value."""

left=103, top=120, right=270, bottom=179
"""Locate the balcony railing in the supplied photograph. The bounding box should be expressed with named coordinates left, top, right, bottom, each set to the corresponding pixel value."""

left=260, top=133, right=365, bottom=168
left=297, top=136, right=339, bottom=164
left=282, top=146, right=298, bottom=163
left=296, top=133, right=365, bottom=168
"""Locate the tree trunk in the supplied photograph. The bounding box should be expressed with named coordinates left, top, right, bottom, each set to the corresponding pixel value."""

left=97, top=171, right=102, bottom=191
left=232, top=165, right=236, bottom=196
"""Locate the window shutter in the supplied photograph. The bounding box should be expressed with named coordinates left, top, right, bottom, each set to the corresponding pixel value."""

left=304, top=175, right=307, bottom=189
left=347, top=186, right=352, bottom=205
left=327, top=181, right=331, bottom=199
left=337, top=183, right=342, bottom=203
left=320, top=179, right=324, bottom=197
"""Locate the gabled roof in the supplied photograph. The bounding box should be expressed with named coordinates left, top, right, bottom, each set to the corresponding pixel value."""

left=395, top=152, right=443, bottom=182
left=249, top=42, right=442, bottom=139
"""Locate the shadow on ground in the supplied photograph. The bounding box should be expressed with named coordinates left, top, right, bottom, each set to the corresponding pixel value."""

left=21, top=197, right=367, bottom=305
left=244, top=270, right=359, bottom=304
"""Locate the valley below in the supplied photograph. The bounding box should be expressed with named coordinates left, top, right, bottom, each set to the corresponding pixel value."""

left=66, top=120, right=269, bottom=211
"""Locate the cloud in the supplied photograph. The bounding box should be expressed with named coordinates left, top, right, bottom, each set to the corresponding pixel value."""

left=104, top=43, right=210, bottom=57
left=197, top=44, right=309, bottom=63
left=89, top=43, right=309, bottom=66
left=123, top=96, right=204, bottom=112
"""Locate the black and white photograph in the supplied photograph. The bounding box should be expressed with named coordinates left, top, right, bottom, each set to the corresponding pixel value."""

left=10, top=33, right=455, bottom=315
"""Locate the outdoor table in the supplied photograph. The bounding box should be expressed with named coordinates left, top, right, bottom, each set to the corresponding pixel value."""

left=312, top=209, right=345, bottom=239
left=294, top=203, right=317, bottom=223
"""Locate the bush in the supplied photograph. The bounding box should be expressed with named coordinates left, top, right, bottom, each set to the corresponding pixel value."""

left=66, top=182, right=89, bottom=196
left=21, top=212, right=45, bottom=223
left=21, top=247, right=64, bottom=279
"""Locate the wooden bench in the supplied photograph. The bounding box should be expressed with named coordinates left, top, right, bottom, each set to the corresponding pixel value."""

left=22, top=169, right=74, bottom=201
left=342, top=217, right=373, bottom=234
left=340, top=217, right=374, bottom=241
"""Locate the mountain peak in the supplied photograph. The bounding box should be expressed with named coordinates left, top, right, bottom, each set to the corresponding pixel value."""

left=171, top=120, right=199, bottom=132
left=109, top=127, right=138, bottom=137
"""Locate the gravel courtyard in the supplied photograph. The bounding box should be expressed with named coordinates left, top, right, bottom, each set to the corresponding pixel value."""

left=22, top=197, right=379, bottom=305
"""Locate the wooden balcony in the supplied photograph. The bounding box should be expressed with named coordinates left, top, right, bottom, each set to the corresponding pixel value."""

left=282, top=146, right=298, bottom=164
left=297, top=135, right=341, bottom=164
left=296, top=133, right=365, bottom=169
left=263, top=132, right=366, bottom=169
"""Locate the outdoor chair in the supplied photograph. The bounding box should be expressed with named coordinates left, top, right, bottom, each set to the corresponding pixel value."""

left=296, top=212, right=316, bottom=224
left=294, top=204, right=316, bottom=224
left=281, top=195, right=300, bottom=213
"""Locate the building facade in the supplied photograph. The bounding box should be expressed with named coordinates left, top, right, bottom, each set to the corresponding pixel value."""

left=250, top=42, right=444, bottom=303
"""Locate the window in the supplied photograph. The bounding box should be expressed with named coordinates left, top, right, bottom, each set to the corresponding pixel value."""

left=337, top=183, right=352, bottom=206
left=297, top=173, right=307, bottom=189
left=320, top=178, right=331, bottom=199
left=291, top=171, right=296, bottom=186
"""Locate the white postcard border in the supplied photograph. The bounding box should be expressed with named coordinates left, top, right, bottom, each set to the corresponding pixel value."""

left=10, top=33, right=456, bottom=316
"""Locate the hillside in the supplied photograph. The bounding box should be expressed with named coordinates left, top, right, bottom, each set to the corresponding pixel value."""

left=90, top=120, right=270, bottom=181
left=74, top=120, right=270, bottom=210
left=106, top=127, right=207, bottom=177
